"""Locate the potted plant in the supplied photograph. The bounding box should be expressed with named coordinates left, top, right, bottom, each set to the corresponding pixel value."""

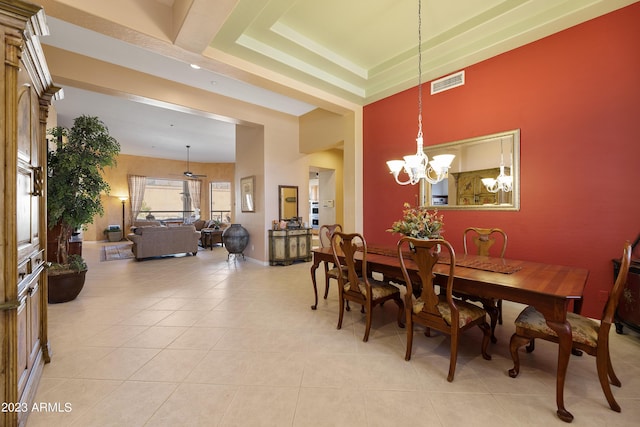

left=386, top=202, right=445, bottom=239
left=47, top=115, right=120, bottom=303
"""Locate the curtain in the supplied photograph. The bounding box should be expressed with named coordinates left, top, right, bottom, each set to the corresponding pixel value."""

left=188, top=179, right=202, bottom=219
left=128, top=175, right=146, bottom=223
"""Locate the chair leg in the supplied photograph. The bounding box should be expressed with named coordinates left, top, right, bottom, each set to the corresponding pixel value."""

left=597, top=346, right=621, bottom=412
left=526, top=339, right=535, bottom=353
left=405, top=318, right=414, bottom=361
left=497, top=299, right=503, bottom=325
left=479, top=322, right=492, bottom=361
left=607, top=348, right=621, bottom=387
left=482, top=299, right=499, bottom=343
left=447, top=333, right=459, bottom=382
left=323, top=264, right=328, bottom=299
left=363, top=302, right=372, bottom=342
left=395, top=295, right=405, bottom=328
left=596, top=343, right=622, bottom=387
left=488, top=310, right=498, bottom=344
left=508, top=333, right=532, bottom=378
left=337, top=296, right=345, bottom=330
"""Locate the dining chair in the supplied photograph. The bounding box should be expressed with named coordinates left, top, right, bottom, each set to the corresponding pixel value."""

left=508, top=241, right=632, bottom=414
left=331, top=232, right=404, bottom=342
left=459, top=227, right=508, bottom=342
left=319, top=224, right=345, bottom=299
left=397, top=237, right=491, bottom=381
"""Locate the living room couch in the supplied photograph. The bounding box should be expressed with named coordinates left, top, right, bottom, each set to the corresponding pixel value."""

left=127, top=225, right=201, bottom=260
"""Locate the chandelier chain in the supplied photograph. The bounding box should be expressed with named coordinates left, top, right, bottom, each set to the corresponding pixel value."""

left=385, top=0, right=454, bottom=188
left=417, top=0, right=423, bottom=139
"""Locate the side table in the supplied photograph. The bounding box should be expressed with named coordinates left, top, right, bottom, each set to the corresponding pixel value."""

left=201, top=228, right=224, bottom=250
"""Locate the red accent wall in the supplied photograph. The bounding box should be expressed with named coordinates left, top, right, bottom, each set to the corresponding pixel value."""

left=363, top=3, right=640, bottom=318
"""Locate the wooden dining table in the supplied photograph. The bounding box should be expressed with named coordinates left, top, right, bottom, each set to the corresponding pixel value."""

left=309, top=245, right=589, bottom=423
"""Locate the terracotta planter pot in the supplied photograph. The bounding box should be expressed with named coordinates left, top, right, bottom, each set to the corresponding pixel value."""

left=48, top=270, right=87, bottom=303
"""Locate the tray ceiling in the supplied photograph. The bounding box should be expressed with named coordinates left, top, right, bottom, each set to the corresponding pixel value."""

left=37, top=0, right=637, bottom=161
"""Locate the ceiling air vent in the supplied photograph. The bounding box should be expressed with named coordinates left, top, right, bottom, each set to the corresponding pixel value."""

left=431, top=70, right=465, bottom=95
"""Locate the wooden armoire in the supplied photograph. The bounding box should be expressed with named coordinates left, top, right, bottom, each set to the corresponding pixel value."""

left=1, top=1, right=59, bottom=426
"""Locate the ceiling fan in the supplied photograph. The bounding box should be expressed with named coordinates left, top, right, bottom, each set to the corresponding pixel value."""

left=183, top=145, right=207, bottom=178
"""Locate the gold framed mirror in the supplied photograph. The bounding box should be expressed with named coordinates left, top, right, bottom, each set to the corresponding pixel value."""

left=279, top=185, right=299, bottom=219
left=424, top=129, right=520, bottom=210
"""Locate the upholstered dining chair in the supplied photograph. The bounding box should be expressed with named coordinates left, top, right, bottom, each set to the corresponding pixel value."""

left=331, top=232, right=405, bottom=342
left=459, top=227, right=508, bottom=342
left=319, top=224, right=345, bottom=299
left=508, top=241, right=632, bottom=415
left=397, top=237, right=492, bottom=382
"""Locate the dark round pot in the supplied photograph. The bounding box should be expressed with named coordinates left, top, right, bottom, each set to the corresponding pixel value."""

left=48, top=270, right=87, bottom=303
left=222, top=224, right=249, bottom=255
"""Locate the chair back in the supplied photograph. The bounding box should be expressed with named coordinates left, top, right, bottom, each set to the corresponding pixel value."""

left=331, top=232, right=366, bottom=294
left=601, top=241, right=633, bottom=328
left=463, top=227, right=507, bottom=257
left=319, top=224, right=342, bottom=248
left=397, top=237, right=458, bottom=326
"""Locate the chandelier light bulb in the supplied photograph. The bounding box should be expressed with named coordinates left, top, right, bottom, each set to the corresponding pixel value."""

left=482, top=142, right=513, bottom=193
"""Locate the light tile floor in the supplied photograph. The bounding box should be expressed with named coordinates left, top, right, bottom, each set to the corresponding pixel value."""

left=27, top=242, right=640, bottom=426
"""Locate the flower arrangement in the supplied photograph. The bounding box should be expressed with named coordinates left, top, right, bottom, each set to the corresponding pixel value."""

left=387, top=202, right=444, bottom=239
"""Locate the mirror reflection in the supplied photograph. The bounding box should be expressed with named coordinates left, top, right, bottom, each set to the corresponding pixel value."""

left=424, top=129, right=520, bottom=210
left=279, top=185, right=299, bottom=219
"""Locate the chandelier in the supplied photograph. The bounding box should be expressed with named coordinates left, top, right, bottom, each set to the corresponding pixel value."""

left=481, top=141, right=513, bottom=193
left=386, top=0, right=454, bottom=186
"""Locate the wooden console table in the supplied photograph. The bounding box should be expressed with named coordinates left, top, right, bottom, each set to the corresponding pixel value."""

left=269, top=228, right=312, bottom=265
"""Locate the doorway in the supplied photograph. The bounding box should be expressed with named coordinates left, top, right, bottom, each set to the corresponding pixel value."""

left=309, top=167, right=337, bottom=233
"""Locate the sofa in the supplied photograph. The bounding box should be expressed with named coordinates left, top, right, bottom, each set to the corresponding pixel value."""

left=127, top=225, right=201, bottom=260
left=132, top=219, right=162, bottom=228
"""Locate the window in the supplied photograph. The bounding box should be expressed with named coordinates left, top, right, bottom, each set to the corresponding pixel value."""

left=210, top=181, right=231, bottom=222
left=139, top=178, right=191, bottom=220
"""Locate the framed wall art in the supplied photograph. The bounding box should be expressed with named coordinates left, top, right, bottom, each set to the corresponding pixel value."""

left=240, top=175, right=255, bottom=212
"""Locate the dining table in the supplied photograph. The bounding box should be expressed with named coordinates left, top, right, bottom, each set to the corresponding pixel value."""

left=309, top=245, right=589, bottom=423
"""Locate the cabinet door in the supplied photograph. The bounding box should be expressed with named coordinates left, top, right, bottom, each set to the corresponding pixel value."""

left=288, top=235, right=299, bottom=258
left=28, top=275, right=42, bottom=367
left=617, top=266, right=640, bottom=328
left=455, top=168, right=502, bottom=206
left=16, top=78, right=42, bottom=263
left=16, top=294, right=29, bottom=398
left=297, top=234, right=309, bottom=259
left=16, top=271, right=42, bottom=396
left=270, top=232, right=287, bottom=261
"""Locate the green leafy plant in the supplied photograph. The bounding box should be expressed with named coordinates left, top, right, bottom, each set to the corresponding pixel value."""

left=387, top=202, right=444, bottom=239
left=48, top=115, right=120, bottom=268
left=47, top=254, right=88, bottom=275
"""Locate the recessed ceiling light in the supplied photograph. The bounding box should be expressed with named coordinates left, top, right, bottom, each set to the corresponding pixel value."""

left=190, top=64, right=201, bottom=70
